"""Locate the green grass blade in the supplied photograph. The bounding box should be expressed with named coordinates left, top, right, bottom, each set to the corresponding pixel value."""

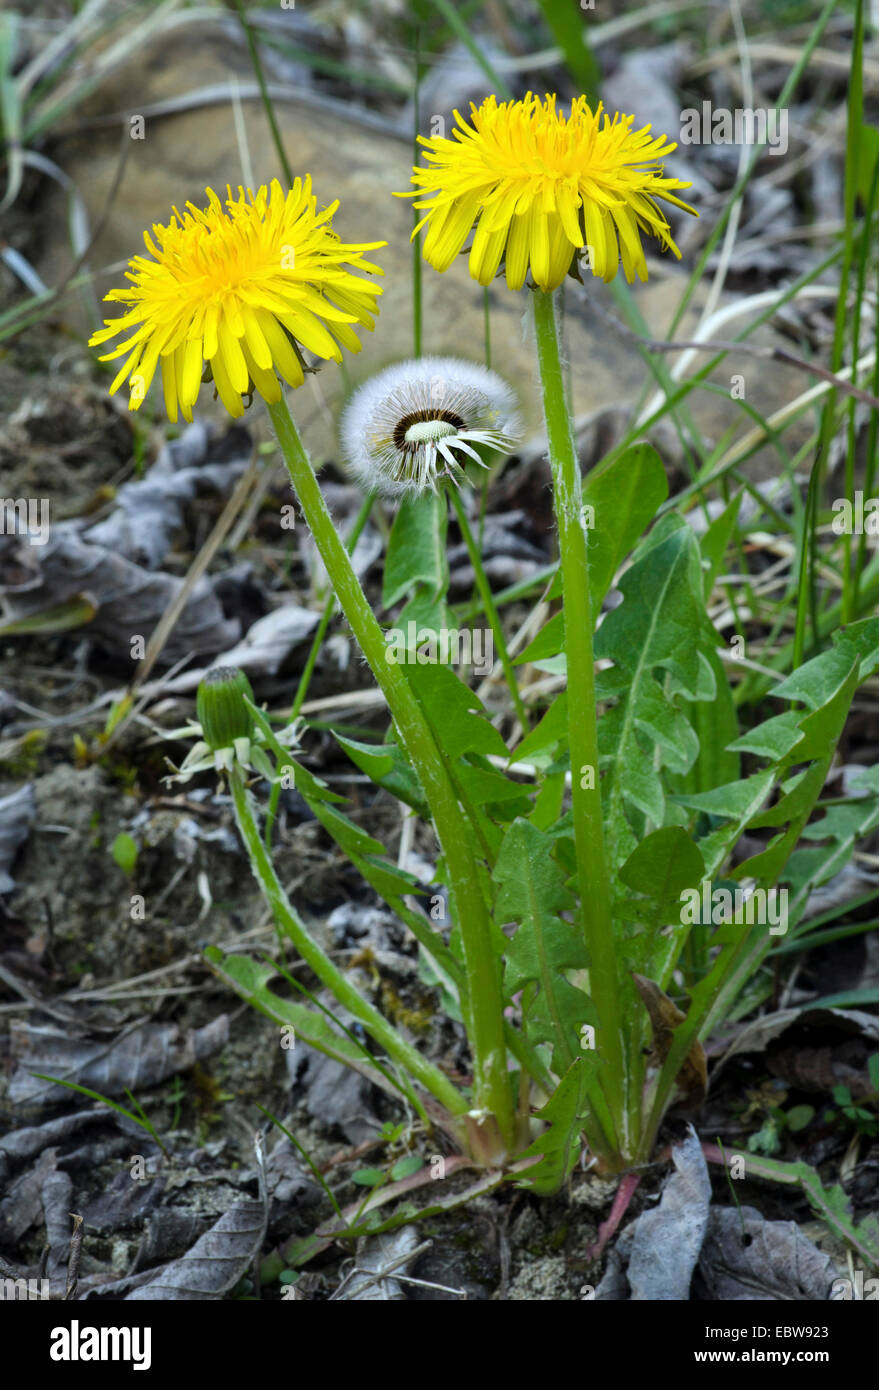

left=535, top=0, right=600, bottom=97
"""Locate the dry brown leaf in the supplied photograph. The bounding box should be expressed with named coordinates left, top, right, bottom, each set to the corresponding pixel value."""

left=633, top=972, right=707, bottom=1111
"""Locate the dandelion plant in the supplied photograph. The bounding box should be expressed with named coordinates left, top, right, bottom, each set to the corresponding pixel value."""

left=90, top=104, right=879, bottom=1195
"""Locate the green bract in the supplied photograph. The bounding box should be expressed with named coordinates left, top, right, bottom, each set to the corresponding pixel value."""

left=163, top=668, right=295, bottom=786
left=196, top=666, right=256, bottom=757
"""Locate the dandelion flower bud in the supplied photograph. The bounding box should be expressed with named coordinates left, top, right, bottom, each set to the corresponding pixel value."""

left=340, top=356, right=521, bottom=498
left=162, top=667, right=301, bottom=785
left=196, top=666, right=256, bottom=761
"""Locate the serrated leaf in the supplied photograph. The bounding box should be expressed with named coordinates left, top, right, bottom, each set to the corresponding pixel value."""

left=310, top=802, right=386, bottom=858
left=783, top=788, right=879, bottom=928
left=771, top=643, right=855, bottom=710
left=394, top=590, right=453, bottom=640
left=515, top=610, right=564, bottom=666
left=618, top=827, right=705, bottom=901
left=530, top=769, right=566, bottom=831
left=785, top=657, right=859, bottom=763
left=674, top=769, right=776, bottom=822
left=518, top=446, right=671, bottom=672
left=383, top=493, right=448, bottom=609
left=405, top=659, right=509, bottom=760
left=582, top=442, right=669, bottom=605
left=515, top=1057, right=594, bottom=1195
left=727, top=711, right=803, bottom=762
left=594, top=522, right=712, bottom=868
left=831, top=614, right=879, bottom=680
left=669, top=644, right=740, bottom=795
left=513, top=692, right=567, bottom=767
left=494, top=819, right=590, bottom=1071
left=335, top=735, right=429, bottom=817
left=645, top=638, right=867, bottom=1139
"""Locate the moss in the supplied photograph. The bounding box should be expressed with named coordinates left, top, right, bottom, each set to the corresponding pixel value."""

left=548, top=1222, right=568, bottom=1251
left=379, top=980, right=434, bottom=1035
left=0, top=728, right=47, bottom=778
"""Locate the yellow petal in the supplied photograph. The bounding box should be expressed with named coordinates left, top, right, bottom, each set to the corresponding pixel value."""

left=504, top=207, right=532, bottom=291
left=210, top=346, right=245, bottom=418
left=161, top=352, right=179, bottom=424
left=180, top=336, right=204, bottom=410
left=218, top=315, right=250, bottom=393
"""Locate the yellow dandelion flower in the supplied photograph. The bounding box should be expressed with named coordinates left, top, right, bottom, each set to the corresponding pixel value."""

left=90, top=178, right=385, bottom=422
left=402, top=93, right=697, bottom=292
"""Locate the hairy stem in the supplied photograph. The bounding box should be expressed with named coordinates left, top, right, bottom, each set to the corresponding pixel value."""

left=267, top=394, right=514, bottom=1154
left=230, top=766, right=466, bottom=1116
left=532, top=287, right=625, bottom=1154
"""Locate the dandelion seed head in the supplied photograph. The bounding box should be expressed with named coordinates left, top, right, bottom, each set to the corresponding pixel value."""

left=340, top=356, right=521, bottom=498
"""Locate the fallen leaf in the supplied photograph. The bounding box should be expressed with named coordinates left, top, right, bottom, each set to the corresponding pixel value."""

left=9, top=1016, right=229, bottom=1108
left=694, top=1205, right=840, bottom=1301
left=337, top=1226, right=420, bottom=1301
left=0, top=784, right=35, bottom=891
left=633, top=972, right=707, bottom=1110
left=126, top=1200, right=266, bottom=1301
left=596, top=1128, right=711, bottom=1301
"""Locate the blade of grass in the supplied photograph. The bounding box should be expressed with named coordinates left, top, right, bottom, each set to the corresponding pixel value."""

left=844, top=14, right=877, bottom=617
left=231, top=0, right=294, bottom=186
left=853, top=181, right=879, bottom=613
left=535, top=0, right=600, bottom=96
left=662, top=0, right=837, bottom=345
left=771, top=916, right=879, bottom=956
left=0, top=13, right=23, bottom=215
left=30, top=1074, right=168, bottom=1156
left=448, top=486, right=529, bottom=728
left=431, top=0, right=512, bottom=99
left=791, top=444, right=823, bottom=669
left=256, top=1104, right=343, bottom=1220
left=289, top=491, right=377, bottom=722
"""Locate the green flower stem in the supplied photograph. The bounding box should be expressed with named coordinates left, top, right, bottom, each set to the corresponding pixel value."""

left=230, top=765, right=467, bottom=1117
left=291, top=490, right=376, bottom=721
left=265, top=492, right=372, bottom=845
left=267, top=495, right=375, bottom=851
left=448, top=486, right=529, bottom=729
left=532, top=287, right=625, bottom=1151
left=267, top=394, right=514, bottom=1154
